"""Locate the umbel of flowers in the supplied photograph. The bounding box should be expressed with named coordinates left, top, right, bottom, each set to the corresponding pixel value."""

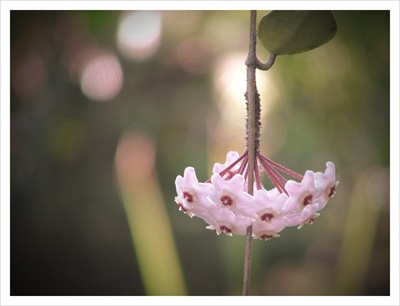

left=174, top=10, right=339, bottom=241
left=175, top=150, right=338, bottom=240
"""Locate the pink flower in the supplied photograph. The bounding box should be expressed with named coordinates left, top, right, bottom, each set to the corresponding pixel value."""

left=285, top=204, right=320, bottom=229
left=175, top=167, right=214, bottom=219
left=205, top=206, right=253, bottom=236
left=174, top=151, right=338, bottom=239
left=250, top=190, right=289, bottom=240
left=209, top=172, right=253, bottom=212
left=239, top=188, right=287, bottom=220
left=313, top=162, right=339, bottom=211
left=284, top=171, right=318, bottom=212
left=282, top=171, right=321, bottom=227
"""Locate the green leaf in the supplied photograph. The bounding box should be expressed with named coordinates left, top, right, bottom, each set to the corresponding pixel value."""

left=258, top=10, right=337, bottom=55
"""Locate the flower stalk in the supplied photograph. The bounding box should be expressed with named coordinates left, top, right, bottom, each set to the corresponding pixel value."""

left=242, top=10, right=257, bottom=296
left=243, top=10, right=277, bottom=296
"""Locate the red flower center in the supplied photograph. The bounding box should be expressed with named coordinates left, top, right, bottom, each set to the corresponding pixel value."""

left=220, top=225, right=232, bottom=234
left=328, top=186, right=336, bottom=197
left=220, top=195, right=233, bottom=206
left=303, top=194, right=313, bottom=206
left=183, top=191, right=193, bottom=203
left=261, top=212, right=274, bottom=222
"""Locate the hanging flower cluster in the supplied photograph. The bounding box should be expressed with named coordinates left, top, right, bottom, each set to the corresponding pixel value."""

left=175, top=150, right=338, bottom=240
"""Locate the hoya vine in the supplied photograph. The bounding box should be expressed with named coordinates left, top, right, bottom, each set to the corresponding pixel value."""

left=174, top=10, right=338, bottom=295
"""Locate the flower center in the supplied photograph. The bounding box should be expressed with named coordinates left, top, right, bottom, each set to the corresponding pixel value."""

left=183, top=191, right=194, bottom=203
left=328, top=185, right=336, bottom=197
left=220, top=225, right=232, bottom=234
left=299, top=213, right=320, bottom=228
left=256, top=230, right=278, bottom=240
left=302, top=194, right=313, bottom=206
left=220, top=195, right=233, bottom=206
left=260, top=212, right=274, bottom=222
left=260, top=234, right=273, bottom=239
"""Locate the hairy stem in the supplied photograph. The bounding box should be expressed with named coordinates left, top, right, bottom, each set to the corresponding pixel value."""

left=243, top=10, right=276, bottom=296
left=242, top=10, right=258, bottom=296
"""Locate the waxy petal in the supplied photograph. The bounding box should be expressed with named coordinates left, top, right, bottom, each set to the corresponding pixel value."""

left=283, top=171, right=317, bottom=212
left=252, top=215, right=288, bottom=240
left=238, top=188, right=288, bottom=220
left=205, top=206, right=252, bottom=236
left=209, top=173, right=254, bottom=212
left=314, top=162, right=339, bottom=205
left=175, top=167, right=215, bottom=218
left=212, top=151, right=241, bottom=174
left=285, top=203, right=319, bottom=227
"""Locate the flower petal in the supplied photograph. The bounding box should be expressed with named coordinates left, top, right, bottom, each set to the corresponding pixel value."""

left=209, top=173, right=254, bottom=213
left=313, top=162, right=339, bottom=210
left=205, top=206, right=252, bottom=236
left=175, top=167, right=215, bottom=218
left=212, top=151, right=241, bottom=174
left=283, top=171, right=317, bottom=213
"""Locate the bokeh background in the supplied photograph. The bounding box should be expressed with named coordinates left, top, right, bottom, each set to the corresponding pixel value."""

left=10, top=10, right=389, bottom=295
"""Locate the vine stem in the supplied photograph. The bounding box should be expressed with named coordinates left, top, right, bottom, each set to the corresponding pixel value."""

left=243, top=10, right=275, bottom=296
left=242, top=10, right=257, bottom=296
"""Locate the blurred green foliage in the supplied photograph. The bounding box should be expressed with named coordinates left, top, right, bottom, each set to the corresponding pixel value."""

left=10, top=10, right=389, bottom=296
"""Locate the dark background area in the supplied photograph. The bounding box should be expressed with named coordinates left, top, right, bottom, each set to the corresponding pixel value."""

left=10, top=10, right=390, bottom=295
